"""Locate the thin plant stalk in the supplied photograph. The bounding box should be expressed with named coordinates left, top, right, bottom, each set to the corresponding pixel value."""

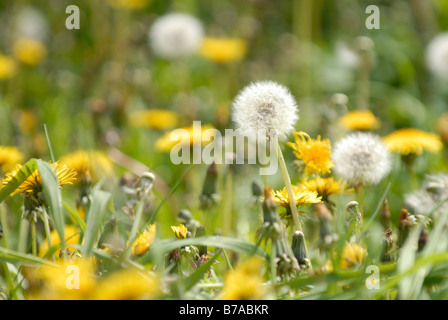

left=223, top=168, right=233, bottom=236
left=121, top=200, right=144, bottom=261
left=41, top=208, right=52, bottom=251
left=0, top=203, right=9, bottom=249
left=18, top=218, right=29, bottom=253
left=31, top=219, right=37, bottom=256
left=274, top=137, right=313, bottom=273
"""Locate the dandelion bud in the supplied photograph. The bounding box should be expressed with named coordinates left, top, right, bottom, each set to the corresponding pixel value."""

left=315, top=203, right=337, bottom=250
left=251, top=180, right=264, bottom=198
left=196, top=226, right=207, bottom=256
left=398, top=208, right=412, bottom=247
left=381, top=228, right=394, bottom=263
left=137, top=172, right=155, bottom=198
left=262, top=187, right=279, bottom=224
left=418, top=227, right=429, bottom=252
left=380, top=199, right=391, bottom=230
left=292, top=231, right=309, bottom=269
left=346, top=201, right=362, bottom=224
left=200, top=162, right=220, bottom=211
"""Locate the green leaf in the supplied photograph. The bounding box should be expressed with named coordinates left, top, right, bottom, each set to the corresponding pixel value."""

left=63, top=201, right=86, bottom=233
left=82, top=189, right=112, bottom=257
left=0, top=247, right=57, bottom=267
left=180, top=249, right=221, bottom=292
left=140, top=236, right=268, bottom=265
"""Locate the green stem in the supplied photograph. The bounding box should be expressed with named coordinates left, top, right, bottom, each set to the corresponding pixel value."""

left=270, top=243, right=277, bottom=285
left=275, top=139, right=313, bottom=273
left=222, top=249, right=234, bottom=272
left=31, top=218, right=37, bottom=256
left=18, top=218, right=29, bottom=253
left=121, top=200, right=144, bottom=261
left=41, top=207, right=53, bottom=258
left=223, top=168, right=233, bottom=236
left=0, top=204, right=10, bottom=249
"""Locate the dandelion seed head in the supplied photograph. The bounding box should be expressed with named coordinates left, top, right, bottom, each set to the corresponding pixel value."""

left=149, top=13, right=204, bottom=60
left=332, top=132, right=391, bottom=185
left=232, top=81, right=299, bottom=139
left=425, top=32, right=448, bottom=80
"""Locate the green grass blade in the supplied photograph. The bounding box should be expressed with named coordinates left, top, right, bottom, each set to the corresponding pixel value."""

left=63, top=201, right=86, bottom=232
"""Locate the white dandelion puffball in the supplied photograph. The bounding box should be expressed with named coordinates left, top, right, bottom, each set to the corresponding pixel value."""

left=425, top=32, right=448, bottom=80
left=232, top=81, right=299, bottom=139
left=332, top=132, right=391, bottom=185
left=149, top=13, right=204, bottom=60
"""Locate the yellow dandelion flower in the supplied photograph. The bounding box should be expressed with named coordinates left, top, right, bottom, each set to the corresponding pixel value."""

left=271, top=186, right=322, bottom=208
left=155, top=124, right=215, bottom=152
left=28, top=259, right=96, bottom=300
left=288, top=131, right=334, bottom=175
left=340, top=110, right=380, bottom=131
left=128, top=109, right=179, bottom=130
left=108, top=0, right=150, bottom=10
left=132, top=223, right=156, bottom=256
left=171, top=224, right=188, bottom=239
left=383, top=128, right=443, bottom=156
left=60, top=150, right=113, bottom=182
left=221, top=257, right=266, bottom=300
left=92, top=269, right=160, bottom=300
left=2, top=161, right=77, bottom=197
left=199, top=37, right=247, bottom=64
left=13, top=37, right=47, bottom=65
left=0, top=54, right=16, bottom=80
left=340, top=243, right=367, bottom=269
left=39, top=225, right=81, bottom=258
left=301, top=176, right=352, bottom=201
left=0, top=146, right=24, bottom=173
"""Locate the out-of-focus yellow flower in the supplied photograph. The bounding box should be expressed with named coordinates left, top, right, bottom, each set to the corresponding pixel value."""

left=271, top=186, right=322, bottom=209
left=200, top=37, right=247, bottom=63
left=171, top=224, right=188, bottom=239
left=129, top=109, right=179, bottom=130
left=301, top=176, right=352, bottom=201
left=383, top=128, right=443, bottom=156
left=28, top=259, right=96, bottom=300
left=17, top=109, right=38, bottom=135
left=13, top=37, right=47, bottom=65
left=60, top=150, right=113, bottom=183
left=0, top=146, right=24, bottom=173
left=2, top=161, right=77, bottom=197
left=39, top=225, right=81, bottom=258
left=132, top=223, right=156, bottom=256
left=0, top=54, right=16, bottom=80
left=221, top=257, right=266, bottom=300
left=436, top=112, right=448, bottom=146
left=108, top=0, right=149, bottom=10
left=288, top=131, right=334, bottom=175
left=155, top=124, right=215, bottom=152
left=340, top=110, right=380, bottom=131
left=92, top=269, right=160, bottom=300
left=340, top=243, right=367, bottom=269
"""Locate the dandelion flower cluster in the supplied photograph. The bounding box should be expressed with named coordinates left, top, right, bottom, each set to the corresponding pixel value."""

left=340, top=110, right=380, bottom=131
left=2, top=161, right=77, bottom=197
left=220, top=257, right=266, bottom=300
left=425, top=32, right=448, bottom=80
left=0, top=55, right=16, bottom=80
left=301, top=176, right=351, bottom=201
left=232, top=81, right=299, bottom=139
left=155, top=124, right=215, bottom=152
left=132, top=223, right=157, bottom=256
left=383, top=128, right=443, bottom=156
left=271, top=185, right=322, bottom=209
left=128, top=109, right=179, bottom=130
left=0, top=146, right=24, bottom=173
left=60, top=150, right=114, bottom=182
left=171, top=224, right=188, bottom=239
left=332, top=132, right=391, bottom=185
left=13, top=37, right=47, bottom=65
left=288, top=131, right=334, bottom=175
left=149, top=13, right=204, bottom=60
left=199, top=37, right=247, bottom=64
left=340, top=243, right=367, bottom=269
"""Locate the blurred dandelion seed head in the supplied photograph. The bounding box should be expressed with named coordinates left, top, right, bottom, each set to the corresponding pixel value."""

left=232, top=81, right=299, bottom=139
left=149, top=13, right=204, bottom=60
left=333, top=132, right=391, bottom=185
left=425, top=32, right=448, bottom=80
